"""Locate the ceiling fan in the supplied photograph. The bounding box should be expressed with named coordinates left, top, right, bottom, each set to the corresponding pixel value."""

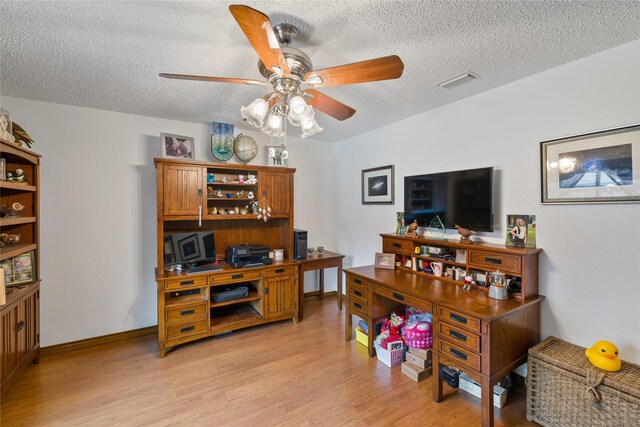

left=159, top=4, right=404, bottom=138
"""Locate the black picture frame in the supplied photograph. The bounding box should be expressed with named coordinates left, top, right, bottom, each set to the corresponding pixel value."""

left=362, top=165, right=394, bottom=205
left=541, top=124, right=640, bottom=204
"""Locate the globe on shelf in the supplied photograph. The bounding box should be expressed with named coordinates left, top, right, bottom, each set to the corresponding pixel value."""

left=233, top=134, right=258, bottom=164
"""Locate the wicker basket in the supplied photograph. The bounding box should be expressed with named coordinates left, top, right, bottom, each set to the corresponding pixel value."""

left=527, top=336, right=640, bottom=426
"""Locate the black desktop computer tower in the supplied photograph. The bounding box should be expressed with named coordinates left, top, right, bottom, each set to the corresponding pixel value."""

left=293, top=229, right=308, bottom=259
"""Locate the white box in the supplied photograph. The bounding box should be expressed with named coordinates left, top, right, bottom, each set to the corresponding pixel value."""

left=459, top=373, right=507, bottom=408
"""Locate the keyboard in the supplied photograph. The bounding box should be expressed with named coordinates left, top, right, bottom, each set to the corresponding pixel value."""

left=187, top=264, right=222, bottom=273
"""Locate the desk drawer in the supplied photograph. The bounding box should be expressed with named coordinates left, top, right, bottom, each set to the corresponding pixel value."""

left=165, top=287, right=208, bottom=305
left=263, top=266, right=296, bottom=277
left=166, top=277, right=208, bottom=291
left=348, top=281, right=369, bottom=301
left=166, top=303, right=207, bottom=324
left=439, top=339, right=481, bottom=372
left=438, top=322, right=481, bottom=353
left=468, top=250, right=521, bottom=275
left=166, top=319, right=208, bottom=340
left=375, top=286, right=432, bottom=313
left=210, top=271, right=262, bottom=285
left=382, top=237, right=413, bottom=256
left=438, top=307, right=481, bottom=334
left=348, top=295, right=368, bottom=315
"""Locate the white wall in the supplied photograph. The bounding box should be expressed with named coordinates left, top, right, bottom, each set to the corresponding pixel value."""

left=335, top=40, right=640, bottom=363
left=0, top=97, right=336, bottom=346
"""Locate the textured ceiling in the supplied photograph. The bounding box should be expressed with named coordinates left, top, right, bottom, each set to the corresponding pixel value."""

left=1, top=1, right=639, bottom=142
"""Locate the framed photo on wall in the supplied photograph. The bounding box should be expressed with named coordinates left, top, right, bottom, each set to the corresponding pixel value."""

left=541, top=124, right=640, bottom=203
left=362, top=165, right=394, bottom=204
left=161, top=133, right=195, bottom=160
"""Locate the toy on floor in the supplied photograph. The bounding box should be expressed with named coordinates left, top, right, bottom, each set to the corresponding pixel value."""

left=585, top=340, right=621, bottom=372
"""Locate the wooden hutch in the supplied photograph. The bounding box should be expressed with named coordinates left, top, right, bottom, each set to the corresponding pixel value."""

left=154, top=158, right=298, bottom=357
left=345, top=233, right=544, bottom=427
left=0, top=138, right=41, bottom=393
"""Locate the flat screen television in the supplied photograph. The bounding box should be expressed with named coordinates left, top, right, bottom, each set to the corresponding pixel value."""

left=404, top=167, right=494, bottom=232
left=163, top=231, right=216, bottom=267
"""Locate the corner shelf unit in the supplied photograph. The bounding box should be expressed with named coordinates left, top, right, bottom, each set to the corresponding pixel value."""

left=0, top=137, right=41, bottom=393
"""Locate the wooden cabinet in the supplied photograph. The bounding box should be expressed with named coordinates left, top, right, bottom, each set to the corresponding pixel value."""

left=1, top=138, right=41, bottom=393
left=154, top=158, right=298, bottom=357
left=381, top=234, right=541, bottom=301
left=264, top=268, right=297, bottom=319
left=162, top=164, right=203, bottom=217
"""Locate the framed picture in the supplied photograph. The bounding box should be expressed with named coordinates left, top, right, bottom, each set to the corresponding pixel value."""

left=265, top=145, right=288, bottom=166
left=374, top=252, right=395, bottom=270
left=505, top=214, right=536, bottom=248
left=161, top=133, right=195, bottom=160
left=362, top=165, right=394, bottom=204
left=2, top=251, right=35, bottom=286
left=541, top=124, right=640, bottom=203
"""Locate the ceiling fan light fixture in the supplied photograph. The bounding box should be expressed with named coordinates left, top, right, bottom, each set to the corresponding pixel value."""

left=241, top=97, right=269, bottom=127
left=289, top=96, right=307, bottom=114
left=301, top=116, right=323, bottom=138
left=262, top=110, right=285, bottom=137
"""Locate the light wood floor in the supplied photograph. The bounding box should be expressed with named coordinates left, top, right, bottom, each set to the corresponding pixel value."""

left=1, top=297, right=535, bottom=426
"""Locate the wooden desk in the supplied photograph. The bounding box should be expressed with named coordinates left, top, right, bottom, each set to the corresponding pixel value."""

left=344, top=265, right=544, bottom=427
left=298, top=251, right=345, bottom=320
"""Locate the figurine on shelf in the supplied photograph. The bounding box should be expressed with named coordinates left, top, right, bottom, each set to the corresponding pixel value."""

left=0, top=233, right=21, bottom=245
left=209, top=207, right=218, bottom=215
left=207, top=186, right=214, bottom=197
left=1, top=202, right=25, bottom=218
left=7, top=168, right=26, bottom=183
left=405, top=219, right=419, bottom=238
left=247, top=191, right=255, bottom=199
left=0, top=109, right=16, bottom=143
left=455, top=224, right=475, bottom=243
left=222, top=176, right=228, bottom=184
left=240, top=207, right=248, bottom=215
left=225, top=193, right=233, bottom=198
left=236, top=190, right=245, bottom=199
left=238, top=174, right=244, bottom=184
left=216, top=189, right=223, bottom=198
left=246, top=174, right=257, bottom=184
left=11, top=122, right=35, bottom=148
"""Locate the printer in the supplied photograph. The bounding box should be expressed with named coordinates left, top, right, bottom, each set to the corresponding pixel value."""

left=226, top=243, right=273, bottom=268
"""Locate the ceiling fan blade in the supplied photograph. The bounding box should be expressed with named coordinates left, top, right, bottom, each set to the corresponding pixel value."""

left=229, top=5, right=290, bottom=76
left=159, top=73, right=264, bottom=85
left=305, top=55, right=404, bottom=88
left=304, top=90, right=356, bottom=121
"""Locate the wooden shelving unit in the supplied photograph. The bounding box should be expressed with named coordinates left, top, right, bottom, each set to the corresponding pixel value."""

left=0, top=137, right=41, bottom=394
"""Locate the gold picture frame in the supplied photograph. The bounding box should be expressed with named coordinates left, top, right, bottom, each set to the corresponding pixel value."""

left=374, top=252, right=395, bottom=269
left=1, top=250, right=35, bottom=286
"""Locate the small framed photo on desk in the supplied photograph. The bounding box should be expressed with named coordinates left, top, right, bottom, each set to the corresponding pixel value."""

left=374, top=252, right=395, bottom=269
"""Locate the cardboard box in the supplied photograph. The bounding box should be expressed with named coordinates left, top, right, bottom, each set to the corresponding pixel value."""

left=459, top=373, right=507, bottom=408
left=375, top=343, right=404, bottom=368
left=401, top=361, right=432, bottom=382
left=408, top=347, right=432, bottom=362
left=354, top=327, right=368, bottom=347
left=406, top=351, right=431, bottom=369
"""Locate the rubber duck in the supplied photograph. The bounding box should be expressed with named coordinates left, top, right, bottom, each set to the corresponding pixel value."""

left=585, top=340, right=621, bottom=372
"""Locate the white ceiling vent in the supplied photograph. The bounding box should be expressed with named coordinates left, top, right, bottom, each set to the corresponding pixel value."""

left=438, top=71, right=480, bottom=89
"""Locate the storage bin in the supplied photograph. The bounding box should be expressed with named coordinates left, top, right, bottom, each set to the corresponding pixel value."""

left=374, top=343, right=405, bottom=368
left=527, top=336, right=640, bottom=426
left=355, top=327, right=368, bottom=347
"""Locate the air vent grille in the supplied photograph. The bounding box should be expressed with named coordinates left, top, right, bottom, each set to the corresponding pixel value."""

left=438, top=71, right=480, bottom=89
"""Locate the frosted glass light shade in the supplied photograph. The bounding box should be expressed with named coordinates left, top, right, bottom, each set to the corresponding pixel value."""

left=262, top=110, right=285, bottom=137
left=301, top=116, right=322, bottom=138
left=240, top=98, right=269, bottom=128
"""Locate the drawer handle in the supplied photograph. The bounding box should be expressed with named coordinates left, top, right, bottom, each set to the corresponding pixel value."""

left=450, top=313, right=468, bottom=324
left=354, top=290, right=363, bottom=297
left=180, top=326, right=195, bottom=333
left=450, top=330, right=467, bottom=342
left=232, top=274, right=243, bottom=280
left=354, top=278, right=362, bottom=285
left=392, top=243, right=401, bottom=248
left=354, top=302, right=363, bottom=310
left=275, top=268, right=285, bottom=274
left=485, top=257, right=502, bottom=265
left=180, top=280, right=194, bottom=286
left=450, top=348, right=468, bottom=361
left=180, top=309, right=195, bottom=316
left=392, top=292, right=404, bottom=301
